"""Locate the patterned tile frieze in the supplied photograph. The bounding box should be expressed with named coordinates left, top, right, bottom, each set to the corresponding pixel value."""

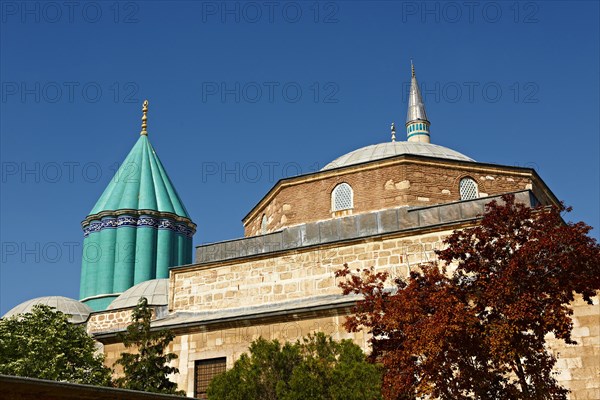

left=83, top=215, right=194, bottom=238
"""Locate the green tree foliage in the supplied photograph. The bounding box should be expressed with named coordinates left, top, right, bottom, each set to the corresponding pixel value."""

left=207, top=332, right=382, bottom=400
left=336, top=195, right=600, bottom=400
left=114, top=297, right=184, bottom=395
left=0, top=304, right=112, bottom=385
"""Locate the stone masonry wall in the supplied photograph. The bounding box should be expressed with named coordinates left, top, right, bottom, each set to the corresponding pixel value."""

left=169, top=230, right=599, bottom=399
left=546, top=295, right=600, bottom=399
left=101, top=314, right=365, bottom=397
left=244, top=159, right=540, bottom=237
left=100, top=302, right=598, bottom=399
left=173, top=230, right=448, bottom=313
left=96, top=227, right=597, bottom=399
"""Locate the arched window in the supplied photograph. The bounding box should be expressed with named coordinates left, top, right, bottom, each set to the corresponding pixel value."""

left=459, top=177, right=479, bottom=200
left=261, top=214, right=268, bottom=235
left=332, top=183, right=354, bottom=211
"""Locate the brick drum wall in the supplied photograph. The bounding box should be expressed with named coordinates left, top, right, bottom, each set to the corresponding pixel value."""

left=87, top=309, right=133, bottom=334
left=244, top=159, right=539, bottom=237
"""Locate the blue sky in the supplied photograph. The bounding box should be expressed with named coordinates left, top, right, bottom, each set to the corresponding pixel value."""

left=1, top=1, right=598, bottom=315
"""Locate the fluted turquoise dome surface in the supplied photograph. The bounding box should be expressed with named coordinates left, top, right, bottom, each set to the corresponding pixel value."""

left=80, top=116, right=195, bottom=312
left=89, top=135, right=190, bottom=218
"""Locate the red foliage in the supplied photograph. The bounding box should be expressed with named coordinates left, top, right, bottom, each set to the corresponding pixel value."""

left=336, top=195, right=600, bottom=400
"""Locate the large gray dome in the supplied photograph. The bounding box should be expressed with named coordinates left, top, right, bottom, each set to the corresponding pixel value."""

left=2, top=296, right=92, bottom=324
left=321, top=141, right=474, bottom=171
left=108, top=279, right=169, bottom=310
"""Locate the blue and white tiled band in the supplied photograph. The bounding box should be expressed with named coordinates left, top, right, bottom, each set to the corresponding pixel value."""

left=83, top=215, right=195, bottom=238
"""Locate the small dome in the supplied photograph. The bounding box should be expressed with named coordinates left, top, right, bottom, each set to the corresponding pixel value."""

left=2, top=296, right=92, bottom=324
left=107, top=279, right=169, bottom=310
left=322, top=141, right=474, bottom=171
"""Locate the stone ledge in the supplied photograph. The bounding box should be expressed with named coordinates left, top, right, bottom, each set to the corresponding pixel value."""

left=92, top=294, right=360, bottom=340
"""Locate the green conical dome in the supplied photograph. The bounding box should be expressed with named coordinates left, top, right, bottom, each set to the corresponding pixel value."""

left=80, top=101, right=195, bottom=311
left=89, top=135, right=189, bottom=218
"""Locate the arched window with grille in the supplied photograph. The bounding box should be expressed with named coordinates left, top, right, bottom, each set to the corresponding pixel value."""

left=459, top=177, right=479, bottom=200
left=332, top=183, right=354, bottom=211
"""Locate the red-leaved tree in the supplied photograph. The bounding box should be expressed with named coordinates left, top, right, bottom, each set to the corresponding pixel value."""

left=336, top=194, right=600, bottom=400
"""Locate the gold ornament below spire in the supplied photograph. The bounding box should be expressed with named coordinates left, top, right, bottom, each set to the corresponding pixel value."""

left=140, top=100, right=149, bottom=136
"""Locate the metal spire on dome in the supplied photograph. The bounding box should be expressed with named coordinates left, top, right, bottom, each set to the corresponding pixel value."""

left=140, top=100, right=148, bottom=136
left=406, top=63, right=428, bottom=123
left=391, top=122, right=396, bottom=142
left=405, top=62, right=431, bottom=143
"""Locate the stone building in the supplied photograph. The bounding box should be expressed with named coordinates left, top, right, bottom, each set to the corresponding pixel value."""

left=4, top=66, right=599, bottom=399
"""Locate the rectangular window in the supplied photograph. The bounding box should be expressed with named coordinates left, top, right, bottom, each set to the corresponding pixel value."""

left=194, top=357, right=226, bottom=399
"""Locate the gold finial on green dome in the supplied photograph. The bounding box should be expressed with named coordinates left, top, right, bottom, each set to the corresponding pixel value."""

left=140, top=100, right=148, bottom=136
